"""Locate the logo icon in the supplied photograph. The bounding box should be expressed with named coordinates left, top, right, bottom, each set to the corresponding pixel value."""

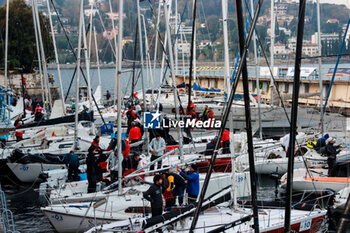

left=143, top=111, right=161, bottom=129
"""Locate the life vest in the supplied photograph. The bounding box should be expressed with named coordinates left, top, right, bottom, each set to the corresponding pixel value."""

left=307, top=141, right=317, bottom=149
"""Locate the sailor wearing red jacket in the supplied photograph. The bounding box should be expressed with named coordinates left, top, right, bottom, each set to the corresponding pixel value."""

left=129, top=122, right=142, bottom=143
left=221, top=129, right=231, bottom=154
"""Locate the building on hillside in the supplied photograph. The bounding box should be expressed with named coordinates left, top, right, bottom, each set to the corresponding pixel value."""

left=279, top=27, right=292, bottom=36
left=274, top=42, right=290, bottom=56
left=311, top=32, right=339, bottom=46
left=199, top=40, right=212, bottom=49
left=84, top=8, right=97, bottom=17
left=106, top=12, right=126, bottom=21
left=327, top=19, right=339, bottom=24
left=276, top=3, right=288, bottom=16
left=302, top=44, right=319, bottom=56
left=257, top=15, right=270, bottom=26
left=276, top=15, right=294, bottom=25
left=177, top=41, right=191, bottom=56
left=179, top=25, right=193, bottom=35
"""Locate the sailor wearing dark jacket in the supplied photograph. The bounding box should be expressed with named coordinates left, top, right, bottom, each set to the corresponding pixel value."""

left=326, top=138, right=342, bottom=177
left=143, top=174, right=164, bottom=217
left=86, top=145, right=99, bottom=193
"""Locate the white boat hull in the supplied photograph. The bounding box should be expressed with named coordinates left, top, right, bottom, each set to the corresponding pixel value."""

left=7, top=163, right=65, bottom=183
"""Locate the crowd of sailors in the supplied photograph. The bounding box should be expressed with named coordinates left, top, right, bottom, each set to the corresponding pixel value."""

left=4, top=93, right=345, bottom=218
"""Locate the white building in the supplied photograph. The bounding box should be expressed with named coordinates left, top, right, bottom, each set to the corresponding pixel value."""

left=311, top=32, right=339, bottom=45
left=302, top=44, right=319, bottom=56
left=199, top=40, right=212, bottom=49
left=84, top=8, right=98, bottom=17
left=274, top=42, right=290, bottom=55
left=177, top=41, right=191, bottom=56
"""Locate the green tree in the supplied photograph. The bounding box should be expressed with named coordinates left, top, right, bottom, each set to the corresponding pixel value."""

left=0, top=0, right=53, bottom=73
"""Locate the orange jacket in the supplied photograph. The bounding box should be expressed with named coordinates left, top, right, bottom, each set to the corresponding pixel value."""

left=129, top=127, right=141, bottom=141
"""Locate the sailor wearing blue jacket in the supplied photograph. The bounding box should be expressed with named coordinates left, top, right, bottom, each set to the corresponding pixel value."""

left=177, top=164, right=200, bottom=204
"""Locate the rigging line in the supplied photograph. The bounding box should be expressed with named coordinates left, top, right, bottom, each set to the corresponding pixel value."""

left=146, top=0, right=188, bottom=116
left=146, top=0, right=172, bottom=81
left=242, top=0, right=290, bottom=125
left=243, top=3, right=317, bottom=187
left=50, top=0, right=108, bottom=127
left=187, top=0, right=198, bottom=113
left=150, top=1, right=189, bottom=86
left=93, top=2, right=116, bottom=58
left=199, top=0, right=217, bottom=65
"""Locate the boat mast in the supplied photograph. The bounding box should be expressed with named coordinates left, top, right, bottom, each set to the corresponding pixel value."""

left=136, top=0, right=149, bottom=154
left=251, top=0, right=262, bottom=139
left=109, top=0, right=118, bottom=111
left=82, top=17, right=94, bottom=113
left=193, top=25, right=197, bottom=99
left=153, top=0, right=162, bottom=80
left=284, top=0, right=306, bottom=231
left=94, top=27, right=102, bottom=86
left=236, top=0, right=259, bottom=230
left=116, top=0, right=124, bottom=195
left=131, top=22, right=138, bottom=98
left=34, top=0, right=52, bottom=111
left=269, top=0, right=275, bottom=105
left=174, top=0, right=178, bottom=76
left=317, top=0, right=323, bottom=134
left=187, top=0, right=197, bottom=110
left=163, top=0, right=183, bottom=160
left=180, top=32, right=186, bottom=83
left=32, top=0, right=45, bottom=105
left=46, top=0, right=66, bottom=115
left=222, top=0, right=229, bottom=98
left=141, top=14, right=155, bottom=106
left=74, top=0, right=84, bottom=150
left=221, top=0, right=237, bottom=207
left=4, top=0, right=9, bottom=86
left=136, top=0, right=147, bottom=112
left=88, top=2, right=93, bottom=58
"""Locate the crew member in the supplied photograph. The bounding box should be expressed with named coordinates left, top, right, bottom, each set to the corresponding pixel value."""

left=201, top=105, right=209, bottom=121
left=221, top=128, right=231, bottom=154
left=178, top=164, right=199, bottom=205
left=86, top=145, right=99, bottom=193
left=143, top=174, right=163, bottom=217
left=14, top=115, right=24, bottom=142
left=65, top=150, right=80, bottom=181
left=122, top=153, right=141, bottom=176
left=149, top=134, right=166, bottom=170
left=315, top=134, right=329, bottom=153
left=129, top=122, right=142, bottom=143
left=326, top=138, right=342, bottom=177
left=163, top=168, right=186, bottom=206
left=34, top=103, right=44, bottom=122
